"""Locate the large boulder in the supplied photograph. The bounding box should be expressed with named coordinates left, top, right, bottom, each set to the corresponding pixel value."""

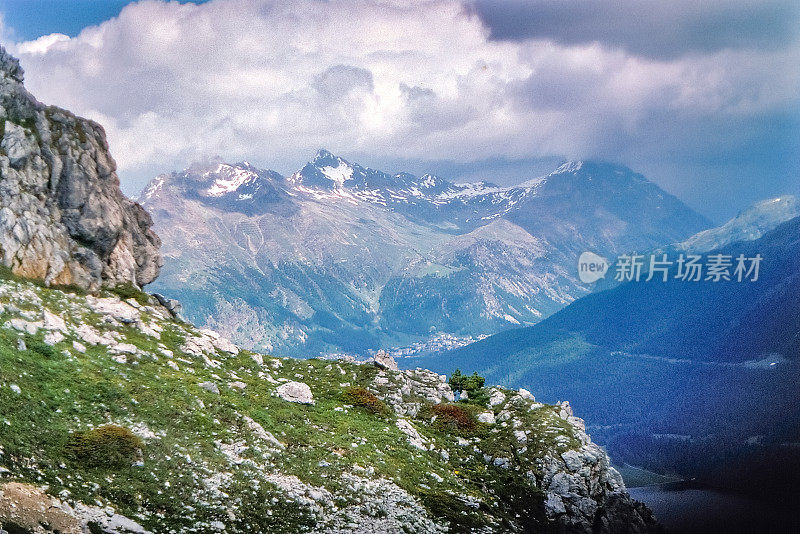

left=0, top=46, right=161, bottom=291
left=276, top=381, right=314, bottom=404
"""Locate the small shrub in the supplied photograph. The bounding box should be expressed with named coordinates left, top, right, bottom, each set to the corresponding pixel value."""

left=430, top=403, right=477, bottom=433
left=449, top=369, right=489, bottom=406
left=66, top=425, right=143, bottom=468
left=23, top=334, right=58, bottom=358
left=463, top=387, right=490, bottom=407
left=341, top=386, right=389, bottom=416
left=108, top=282, right=150, bottom=306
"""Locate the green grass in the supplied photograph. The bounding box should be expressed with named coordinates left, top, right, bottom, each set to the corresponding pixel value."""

left=0, top=278, right=584, bottom=532
left=105, top=282, right=151, bottom=306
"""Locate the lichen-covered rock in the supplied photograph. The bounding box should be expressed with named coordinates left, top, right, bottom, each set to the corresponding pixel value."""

left=0, top=46, right=161, bottom=291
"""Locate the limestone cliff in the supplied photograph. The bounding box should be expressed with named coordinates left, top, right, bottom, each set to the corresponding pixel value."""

left=0, top=47, right=160, bottom=291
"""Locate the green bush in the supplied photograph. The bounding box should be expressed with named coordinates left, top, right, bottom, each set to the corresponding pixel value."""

left=23, top=334, right=58, bottom=358
left=341, top=386, right=389, bottom=416
left=66, top=425, right=144, bottom=468
left=463, top=388, right=490, bottom=407
left=449, top=369, right=489, bottom=406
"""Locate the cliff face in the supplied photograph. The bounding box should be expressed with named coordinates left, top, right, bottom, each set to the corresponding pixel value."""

left=0, top=47, right=160, bottom=291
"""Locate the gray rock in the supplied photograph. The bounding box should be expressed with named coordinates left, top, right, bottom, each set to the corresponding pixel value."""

left=0, top=47, right=23, bottom=82
left=152, top=293, right=182, bottom=318
left=545, top=492, right=567, bottom=515
left=276, top=381, right=314, bottom=404
left=199, top=381, right=220, bottom=395
left=1, top=122, right=28, bottom=168
left=476, top=411, right=495, bottom=424
left=488, top=389, right=506, bottom=407
left=371, top=350, right=398, bottom=371
left=561, top=450, right=584, bottom=472
left=0, top=46, right=161, bottom=292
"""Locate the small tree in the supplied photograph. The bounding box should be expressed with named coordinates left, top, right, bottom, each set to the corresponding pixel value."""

left=464, top=372, right=485, bottom=391
left=450, top=370, right=488, bottom=405
left=448, top=369, right=465, bottom=394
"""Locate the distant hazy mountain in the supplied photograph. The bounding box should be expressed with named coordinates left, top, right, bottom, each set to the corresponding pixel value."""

left=414, top=214, right=800, bottom=483
left=140, top=152, right=709, bottom=356
left=677, top=195, right=798, bottom=253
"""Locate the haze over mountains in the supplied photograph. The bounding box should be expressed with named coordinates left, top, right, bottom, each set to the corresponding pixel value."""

left=140, top=152, right=709, bottom=357
left=414, top=208, right=800, bottom=489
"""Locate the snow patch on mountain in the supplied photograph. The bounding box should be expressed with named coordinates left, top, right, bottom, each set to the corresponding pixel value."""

left=204, top=165, right=261, bottom=197
left=320, top=162, right=354, bottom=187
left=139, top=176, right=166, bottom=202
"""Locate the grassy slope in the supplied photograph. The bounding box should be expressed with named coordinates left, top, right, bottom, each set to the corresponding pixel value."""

left=0, top=276, right=582, bottom=533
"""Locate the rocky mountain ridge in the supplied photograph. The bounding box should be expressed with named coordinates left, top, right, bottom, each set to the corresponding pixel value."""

left=141, top=150, right=709, bottom=358
left=0, top=46, right=161, bottom=292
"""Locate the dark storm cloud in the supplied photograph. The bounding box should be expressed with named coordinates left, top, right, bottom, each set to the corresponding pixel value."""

left=472, top=0, right=800, bottom=59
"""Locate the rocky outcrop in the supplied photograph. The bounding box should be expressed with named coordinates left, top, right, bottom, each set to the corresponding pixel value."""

left=0, top=46, right=160, bottom=291
left=0, top=481, right=151, bottom=534
left=537, top=402, right=660, bottom=533
left=365, top=372, right=660, bottom=534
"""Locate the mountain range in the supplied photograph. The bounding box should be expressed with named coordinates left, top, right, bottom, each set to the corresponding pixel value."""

left=140, top=152, right=709, bottom=357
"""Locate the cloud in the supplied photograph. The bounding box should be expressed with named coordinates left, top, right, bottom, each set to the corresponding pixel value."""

left=472, top=0, right=800, bottom=60
left=13, top=33, right=70, bottom=55
left=4, top=0, right=798, bottom=203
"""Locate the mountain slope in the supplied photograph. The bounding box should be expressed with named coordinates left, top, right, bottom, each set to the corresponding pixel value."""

left=414, top=215, right=800, bottom=484
left=677, top=195, right=799, bottom=253
left=140, top=155, right=709, bottom=357
left=0, top=274, right=660, bottom=533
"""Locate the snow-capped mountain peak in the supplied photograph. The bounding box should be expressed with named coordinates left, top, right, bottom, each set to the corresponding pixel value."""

left=203, top=163, right=262, bottom=197
left=318, top=160, right=354, bottom=188
left=311, top=148, right=338, bottom=164
left=290, top=149, right=359, bottom=190
left=553, top=160, right=584, bottom=174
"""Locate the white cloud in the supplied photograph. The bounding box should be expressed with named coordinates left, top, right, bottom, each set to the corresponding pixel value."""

left=13, top=33, right=70, bottom=55
left=6, top=0, right=798, bottom=190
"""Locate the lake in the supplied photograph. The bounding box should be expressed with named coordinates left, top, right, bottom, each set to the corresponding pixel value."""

left=629, top=484, right=800, bottom=533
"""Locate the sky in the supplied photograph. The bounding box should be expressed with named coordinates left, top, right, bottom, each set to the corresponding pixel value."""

left=0, top=0, right=798, bottom=222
